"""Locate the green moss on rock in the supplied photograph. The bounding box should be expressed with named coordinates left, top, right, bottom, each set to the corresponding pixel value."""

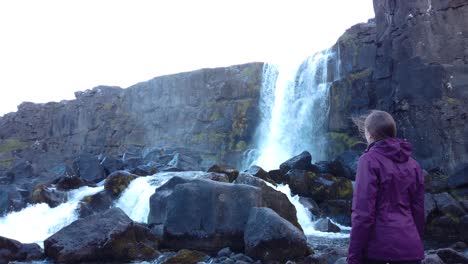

left=0, top=139, right=28, bottom=153
left=162, top=249, right=207, bottom=264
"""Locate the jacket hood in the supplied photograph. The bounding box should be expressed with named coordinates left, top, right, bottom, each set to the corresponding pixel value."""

left=367, top=138, right=413, bottom=163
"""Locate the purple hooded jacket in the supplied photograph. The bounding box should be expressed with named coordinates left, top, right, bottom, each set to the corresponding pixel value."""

left=347, top=138, right=425, bottom=264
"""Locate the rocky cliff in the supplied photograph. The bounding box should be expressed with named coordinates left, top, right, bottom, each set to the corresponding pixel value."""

left=328, top=0, right=468, bottom=175
left=0, top=63, right=263, bottom=214
left=326, top=0, right=468, bottom=242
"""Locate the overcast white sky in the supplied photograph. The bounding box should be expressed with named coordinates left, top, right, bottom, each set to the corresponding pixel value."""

left=0, top=0, right=374, bottom=116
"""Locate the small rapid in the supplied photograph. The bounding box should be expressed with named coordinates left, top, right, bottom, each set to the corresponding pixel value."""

left=0, top=185, right=103, bottom=246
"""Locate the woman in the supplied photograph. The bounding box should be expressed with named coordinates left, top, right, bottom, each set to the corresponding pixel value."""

left=347, top=110, right=425, bottom=264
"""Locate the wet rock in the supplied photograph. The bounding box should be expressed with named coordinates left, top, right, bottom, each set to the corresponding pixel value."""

left=208, top=163, right=239, bottom=182
left=161, top=249, right=208, bottom=264
left=425, top=169, right=450, bottom=193
left=314, top=218, right=340, bottom=233
left=44, top=208, right=159, bottom=262
left=303, top=248, right=347, bottom=264
left=217, top=247, right=233, bottom=258
left=234, top=173, right=301, bottom=229
left=286, top=170, right=353, bottom=203
left=425, top=193, right=437, bottom=220
left=280, top=151, right=316, bottom=173
left=319, top=200, right=352, bottom=226
left=436, top=248, right=468, bottom=264
left=130, top=163, right=158, bottom=176
left=330, top=150, right=360, bottom=180
left=148, top=177, right=300, bottom=252
left=74, top=153, right=106, bottom=183
left=104, top=170, right=138, bottom=197
left=334, top=257, right=347, bottom=264
left=231, top=253, right=254, bottom=262
left=77, top=191, right=114, bottom=218
left=450, top=241, right=467, bottom=250
left=100, top=156, right=125, bottom=175
left=30, top=184, right=67, bottom=207
left=149, top=177, right=262, bottom=252
left=422, top=254, right=444, bottom=264
left=53, top=175, right=85, bottom=191
left=0, top=236, right=44, bottom=263
left=245, top=165, right=269, bottom=181
left=448, top=163, right=468, bottom=189
left=0, top=185, right=25, bottom=216
left=267, top=169, right=287, bottom=184
left=433, top=192, right=466, bottom=217
left=244, top=207, right=308, bottom=262
left=299, top=197, right=322, bottom=218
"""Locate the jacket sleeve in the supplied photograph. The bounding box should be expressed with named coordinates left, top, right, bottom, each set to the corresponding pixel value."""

left=347, top=155, right=379, bottom=264
left=410, top=166, right=425, bottom=238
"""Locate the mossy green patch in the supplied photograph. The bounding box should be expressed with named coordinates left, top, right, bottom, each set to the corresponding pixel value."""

left=0, top=139, right=28, bottom=153
left=0, top=159, right=12, bottom=168
left=347, top=68, right=373, bottom=84
left=163, top=249, right=207, bottom=264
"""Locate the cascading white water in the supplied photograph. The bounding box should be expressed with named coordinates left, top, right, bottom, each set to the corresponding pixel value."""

left=274, top=184, right=349, bottom=238
left=0, top=185, right=103, bottom=246
left=242, top=49, right=350, bottom=237
left=243, top=50, right=338, bottom=171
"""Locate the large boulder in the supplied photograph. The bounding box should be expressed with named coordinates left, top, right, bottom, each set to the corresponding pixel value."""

left=0, top=185, right=25, bottom=216
left=433, top=192, right=466, bottom=217
left=319, top=200, right=352, bottom=226
left=314, top=218, right=340, bottom=233
left=286, top=170, right=353, bottom=203
left=279, top=151, right=316, bottom=173
left=74, top=153, right=107, bottom=183
left=245, top=165, right=270, bottom=181
left=30, top=183, right=67, bottom=208
left=44, top=208, right=159, bottom=262
left=448, top=163, right=468, bottom=189
left=299, top=197, right=322, bottom=219
left=53, top=175, right=86, bottom=191
left=425, top=169, right=450, bottom=193
left=77, top=191, right=114, bottom=218
left=208, top=163, right=239, bottom=182
left=244, top=207, right=308, bottom=262
left=234, top=172, right=301, bottom=229
left=0, top=236, right=44, bottom=263
left=148, top=177, right=301, bottom=252
left=435, top=248, right=468, bottom=264
left=104, top=170, right=138, bottom=197
left=149, top=177, right=263, bottom=252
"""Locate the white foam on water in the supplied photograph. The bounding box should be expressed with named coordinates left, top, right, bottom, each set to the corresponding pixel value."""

left=274, top=184, right=350, bottom=238
left=115, top=171, right=214, bottom=223
left=0, top=185, right=103, bottom=246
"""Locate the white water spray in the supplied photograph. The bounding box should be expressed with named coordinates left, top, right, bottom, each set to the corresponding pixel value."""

left=0, top=185, right=103, bottom=246
left=244, top=50, right=338, bottom=171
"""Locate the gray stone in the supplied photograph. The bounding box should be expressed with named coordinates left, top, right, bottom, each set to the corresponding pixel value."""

left=44, top=208, right=159, bottom=262
left=244, top=207, right=308, bottom=262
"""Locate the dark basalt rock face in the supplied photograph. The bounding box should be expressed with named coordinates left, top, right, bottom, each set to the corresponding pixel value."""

left=327, top=0, right=468, bottom=175
left=322, top=0, right=468, bottom=244
left=0, top=63, right=263, bottom=215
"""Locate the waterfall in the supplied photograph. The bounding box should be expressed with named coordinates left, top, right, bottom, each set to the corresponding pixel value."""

left=243, top=49, right=338, bottom=171
left=242, top=49, right=349, bottom=237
